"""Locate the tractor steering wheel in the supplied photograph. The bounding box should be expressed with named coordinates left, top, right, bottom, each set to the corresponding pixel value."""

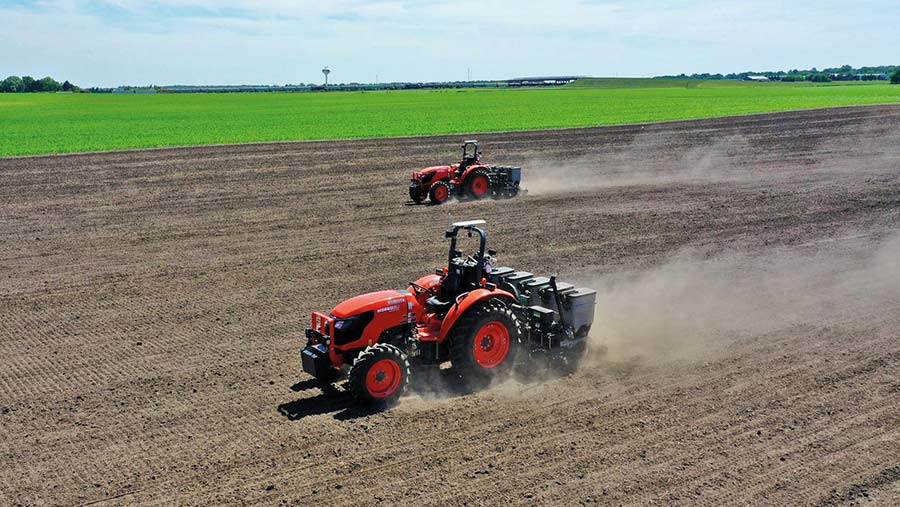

left=409, top=282, right=436, bottom=297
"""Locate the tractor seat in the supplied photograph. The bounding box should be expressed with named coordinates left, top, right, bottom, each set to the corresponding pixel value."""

left=425, top=296, right=453, bottom=314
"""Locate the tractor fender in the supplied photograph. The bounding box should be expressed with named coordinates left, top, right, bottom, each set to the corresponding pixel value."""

left=438, top=287, right=516, bottom=341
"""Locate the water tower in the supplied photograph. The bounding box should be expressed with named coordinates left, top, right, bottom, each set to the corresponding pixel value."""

left=322, top=67, right=331, bottom=86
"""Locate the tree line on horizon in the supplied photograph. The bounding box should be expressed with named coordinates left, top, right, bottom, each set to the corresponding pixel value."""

left=1, top=75, right=79, bottom=93
left=658, top=65, right=900, bottom=84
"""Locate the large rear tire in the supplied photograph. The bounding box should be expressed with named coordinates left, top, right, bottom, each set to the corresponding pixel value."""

left=449, top=300, right=521, bottom=385
left=348, top=344, right=410, bottom=406
left=429, top=181, right=451, bottom=205
left=464, top=169, right=492, bottom=199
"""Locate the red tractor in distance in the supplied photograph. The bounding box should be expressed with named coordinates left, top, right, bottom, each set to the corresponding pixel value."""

left=409, top=141, right=522, bottom=205
left=301, top=220, right=596, bottom=406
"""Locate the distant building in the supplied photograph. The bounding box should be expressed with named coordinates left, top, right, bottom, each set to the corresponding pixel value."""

left=744, top=76, right=770, bottom=82
left=507, top=76, right=582, bottom=87
left=113, top=87, right=158, bottom=94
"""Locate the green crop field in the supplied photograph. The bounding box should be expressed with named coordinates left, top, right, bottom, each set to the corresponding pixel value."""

left=2, top=80, right=900, bottom=157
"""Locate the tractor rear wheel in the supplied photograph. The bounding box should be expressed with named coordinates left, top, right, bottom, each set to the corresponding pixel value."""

left=348, top=343, right=410, bottom=406
left=429, top=181, right=451, bottom=205
left=450, top=300, right=521, bottom=385
left=465, top=169, right=491, bottom=199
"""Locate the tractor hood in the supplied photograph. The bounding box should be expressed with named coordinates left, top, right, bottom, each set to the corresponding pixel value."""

left=331, top=290, right=411, bottom=319
left=417, top=165, right=450, bottom=176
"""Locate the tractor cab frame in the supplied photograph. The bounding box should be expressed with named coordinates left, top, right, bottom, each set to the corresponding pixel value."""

left=457, top=140, right=481, bottom=175
left=441, top=220, right=488, bottom=297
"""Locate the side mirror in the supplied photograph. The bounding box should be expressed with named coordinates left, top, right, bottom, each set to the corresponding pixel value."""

left=445, top=230, right=454, bottom=239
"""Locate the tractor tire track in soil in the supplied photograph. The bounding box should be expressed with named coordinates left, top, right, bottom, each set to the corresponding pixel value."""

left=1, top=105, right=900, bottom=506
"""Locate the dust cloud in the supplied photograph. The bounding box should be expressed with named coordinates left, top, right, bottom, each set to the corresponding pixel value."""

left=523, top=133, right=756, bottom=195
left=523, top=120, right=900, bottom=196
left=586, top=233, right=900, bottom=363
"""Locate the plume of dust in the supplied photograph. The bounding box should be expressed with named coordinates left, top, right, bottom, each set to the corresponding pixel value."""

left=523, top=119, right=900, bottom=196
left=524, top=132, right=756, bottom=195
left=585, top=233, right=900, bottom=365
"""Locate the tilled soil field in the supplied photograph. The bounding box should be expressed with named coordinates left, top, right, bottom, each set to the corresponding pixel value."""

left=2, top=105, right=900, bottom=506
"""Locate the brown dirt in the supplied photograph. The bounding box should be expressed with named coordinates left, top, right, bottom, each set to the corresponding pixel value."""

left=2, top=105, right=900, bottom=506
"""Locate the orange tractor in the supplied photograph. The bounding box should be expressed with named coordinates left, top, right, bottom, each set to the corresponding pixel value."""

left=301, top=220, right=595, bottom=405
left=409, top=141, right=522, bottom=205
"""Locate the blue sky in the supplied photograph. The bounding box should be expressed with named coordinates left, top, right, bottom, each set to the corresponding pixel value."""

left=1, top=0, right=897, bottom=87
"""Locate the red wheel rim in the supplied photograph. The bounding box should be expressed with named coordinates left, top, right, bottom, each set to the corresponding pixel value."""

left=472, top=321, right=511, bottom=368
left=433, top=185, right=448, bottom=202
left=365, top=358, right=402, bottom=398
left=470, top=175, right=489, bottom=197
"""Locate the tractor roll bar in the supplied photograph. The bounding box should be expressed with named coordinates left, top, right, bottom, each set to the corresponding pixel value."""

left=462, top=140, right=479, bottom=160
left=445, top=221, right=488, bottom=283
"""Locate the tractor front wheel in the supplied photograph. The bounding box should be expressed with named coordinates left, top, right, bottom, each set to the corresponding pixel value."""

left=409, top=186, right=426, bottom=203
left=348, top=343, right=410, bottom=406
left=450, top=300, right=521, bottom=385
left=429, top=181, right=451, bottom=205
left=465, top=170, right=491, bottom=199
